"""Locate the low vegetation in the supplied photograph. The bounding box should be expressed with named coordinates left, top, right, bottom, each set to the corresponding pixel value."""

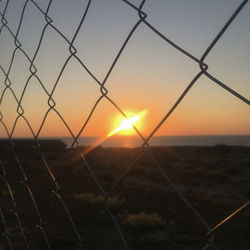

left=0, top=140, right=250, bottom=249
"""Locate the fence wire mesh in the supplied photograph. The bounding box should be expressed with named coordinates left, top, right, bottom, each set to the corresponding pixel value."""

left=0, top=0, right=249, bottom=249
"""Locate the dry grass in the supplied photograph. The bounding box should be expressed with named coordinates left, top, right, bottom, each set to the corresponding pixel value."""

left=122, top=212, right=166, bottom=228
left=73, top=192, right=125, bottom=209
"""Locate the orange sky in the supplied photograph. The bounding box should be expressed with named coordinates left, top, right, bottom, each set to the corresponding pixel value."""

left=0, top=0, right=249, bottom=139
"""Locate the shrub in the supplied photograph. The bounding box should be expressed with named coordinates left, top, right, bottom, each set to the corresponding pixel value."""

left=73, top=192, right=124, bottom=209
left=122, top=212, right=165, bottom=229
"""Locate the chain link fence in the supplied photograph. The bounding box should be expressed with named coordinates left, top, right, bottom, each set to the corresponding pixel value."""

left=0, top=0, right=249, bottom=249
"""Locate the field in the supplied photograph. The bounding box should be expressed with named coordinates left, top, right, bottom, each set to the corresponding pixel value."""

left=0, top=140, right=250, bottom=249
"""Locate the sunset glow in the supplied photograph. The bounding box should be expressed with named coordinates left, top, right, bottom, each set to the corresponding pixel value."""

left=81, top=110, right=148, bottom=155
left=0, top=1, right=249, bottom=140
left=108, top=110, right=148, bottom=137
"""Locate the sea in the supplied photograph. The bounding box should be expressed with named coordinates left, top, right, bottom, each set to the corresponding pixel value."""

left=60, top=135, right=250, bottom=148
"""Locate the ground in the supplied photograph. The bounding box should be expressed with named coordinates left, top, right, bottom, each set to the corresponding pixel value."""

left=0, top=140, right=250, bottom=249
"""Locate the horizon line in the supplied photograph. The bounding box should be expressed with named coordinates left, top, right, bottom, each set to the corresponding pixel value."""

left=1, top=134, right=250, bottom=139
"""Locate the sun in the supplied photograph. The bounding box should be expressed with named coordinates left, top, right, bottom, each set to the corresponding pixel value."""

left=81, top=109, right=147, bottom=155
left=108, top=110, right=147, bottom=136
left=120, top=115, right=140, bottom=130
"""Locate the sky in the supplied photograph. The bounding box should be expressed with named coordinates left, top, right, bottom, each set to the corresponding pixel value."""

left=0, top=0, right=249, bottom=139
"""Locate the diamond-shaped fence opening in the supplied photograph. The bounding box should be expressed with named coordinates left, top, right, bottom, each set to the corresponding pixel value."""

left=73, top=1, right=139, bottom=81
left=0, top=28, right=16, bottom=71
left=11, top=1, right=48, bottom=59
left=6, top=52, right=35, bottom=99
left=17, top=77, right=51, bottom=135
left=47, top=0, right=90, bottom=41
left=0, top=0, right=250, bottom=250
left=0, top=89, right=18, bottom=133
left=50, top=58, right=102, bottom=135
left=2, top=0, right=25, bottom=35
left=31, top=27, right=72, bottom=93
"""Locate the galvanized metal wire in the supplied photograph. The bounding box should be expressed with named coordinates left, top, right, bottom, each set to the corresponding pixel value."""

left=0, top=0, right=249, bottom=249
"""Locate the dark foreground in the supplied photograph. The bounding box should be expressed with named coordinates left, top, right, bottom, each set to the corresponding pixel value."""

left=0, top=140, right=250, bottom=250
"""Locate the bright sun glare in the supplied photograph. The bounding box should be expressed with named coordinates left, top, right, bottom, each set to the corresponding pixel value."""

left=108, top=110, right=147, bottom=137
left=82, top=109, right=147, bottom=155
